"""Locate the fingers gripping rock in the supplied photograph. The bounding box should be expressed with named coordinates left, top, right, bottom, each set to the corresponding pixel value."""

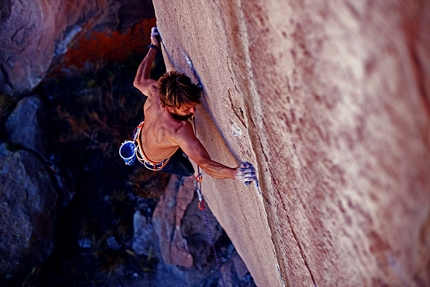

left=236, top=162, right=258, bottom=187
left=151, top=27, right=159, bottom=37
left=151, top=27, right=161, bottom=43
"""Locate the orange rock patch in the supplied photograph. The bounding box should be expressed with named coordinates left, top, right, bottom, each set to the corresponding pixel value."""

left=54, top=18, right=156, bottom=71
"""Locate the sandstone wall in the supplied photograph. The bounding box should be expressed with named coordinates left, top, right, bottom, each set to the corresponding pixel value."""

left=153, top=0, right=430, bottom=286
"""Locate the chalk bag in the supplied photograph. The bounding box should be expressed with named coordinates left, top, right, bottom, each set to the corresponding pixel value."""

left=119, top=140, right=136, bottom=165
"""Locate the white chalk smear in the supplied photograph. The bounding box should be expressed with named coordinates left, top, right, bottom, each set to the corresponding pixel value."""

left=231, top=123, right=242, bottom=137
left=182, top=51, right=193, bottom=70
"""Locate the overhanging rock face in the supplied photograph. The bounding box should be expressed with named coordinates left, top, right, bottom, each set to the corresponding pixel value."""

left=153, top=0, right=430, bottom=286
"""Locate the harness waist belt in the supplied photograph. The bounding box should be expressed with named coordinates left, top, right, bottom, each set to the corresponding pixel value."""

left=133, top=121, right=170, bottom=171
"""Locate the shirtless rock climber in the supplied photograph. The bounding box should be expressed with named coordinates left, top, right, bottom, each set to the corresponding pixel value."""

left=131, top=27, right=256, bottom=185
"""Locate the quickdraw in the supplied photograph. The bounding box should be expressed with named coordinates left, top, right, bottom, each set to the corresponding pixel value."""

left=198, top=200, right=205, bottom=211
left=195, top=173, right=205, bottom=210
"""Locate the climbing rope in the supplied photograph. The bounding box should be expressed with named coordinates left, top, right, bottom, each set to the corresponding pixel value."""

left=195, top=170, right=226, bottom=287
left=193, top=117, right=226, bottom=287
left=156, top=29, right=226, bottom=284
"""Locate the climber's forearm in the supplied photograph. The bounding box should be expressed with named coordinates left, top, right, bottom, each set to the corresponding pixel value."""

left=198, top=160, right=237, bottom=180
left=133, top=47, right=158, bottom=86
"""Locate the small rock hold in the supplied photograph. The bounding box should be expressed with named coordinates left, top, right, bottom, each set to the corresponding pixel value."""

left=231, top=123, right=242, bottom=137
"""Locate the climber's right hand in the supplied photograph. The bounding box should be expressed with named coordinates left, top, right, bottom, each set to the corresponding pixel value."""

left=235, top=161, right=257, bottom=187
left=150, top=27, right=161, bottom=47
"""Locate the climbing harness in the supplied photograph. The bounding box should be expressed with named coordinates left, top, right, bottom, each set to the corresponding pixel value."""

left=133, top=122, right=170, bottom=171
left=193, top=117, right=226, bottom=287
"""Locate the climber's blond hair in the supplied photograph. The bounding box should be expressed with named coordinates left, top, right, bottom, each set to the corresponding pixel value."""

left=158, top=71, right=201, bottom=108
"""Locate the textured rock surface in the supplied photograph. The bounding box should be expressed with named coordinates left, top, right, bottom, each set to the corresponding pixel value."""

left=1, top=96, right=59, bottom=278
left=0, top=0, right=154, bottom=95
left=0, top=0, right=99, bottom=94
left=153, top=0, right=430, bottom=286
left=1, top=0, right=256, bottom=285
left=151, top=175, right=225, bottom=269
left=0, top=144, right=58, bottom=276
left=152, top=175, right=195, bottom=267
left=133, top=175, right=254, bottom=286
left=6, top=96, right=48, bottom=158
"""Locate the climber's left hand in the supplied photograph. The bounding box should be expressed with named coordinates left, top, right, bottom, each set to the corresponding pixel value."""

left=235, top=161, right=257, bottom=187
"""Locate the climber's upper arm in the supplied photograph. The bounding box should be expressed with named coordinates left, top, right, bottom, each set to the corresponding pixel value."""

left=173, top=123, right=237, bottom=179
left=134, top=79, right=158, bottom=99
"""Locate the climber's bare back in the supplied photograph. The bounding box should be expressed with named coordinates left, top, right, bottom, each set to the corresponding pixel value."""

left=139, top=84, right=190, bottom=162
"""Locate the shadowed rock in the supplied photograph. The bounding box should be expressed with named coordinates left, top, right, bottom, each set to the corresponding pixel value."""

left=6, top=96, right=48, bottom=159
left=0, top=0, right=155, bottom=96
left=151, top=175, right=196, bottom=268
left=0, top=145, right=57, bottom=278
